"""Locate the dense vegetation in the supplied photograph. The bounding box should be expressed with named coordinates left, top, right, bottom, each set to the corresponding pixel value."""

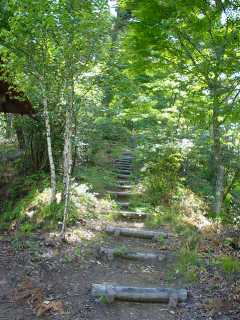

left=0, top=1, right=239, bottom=238
left=0, top=1, right=240, bottom=319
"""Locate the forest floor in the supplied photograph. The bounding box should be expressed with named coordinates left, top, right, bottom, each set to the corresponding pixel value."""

left=0, top=149, right=240, bottom=320
left=0, top=219, right=239, bottom=320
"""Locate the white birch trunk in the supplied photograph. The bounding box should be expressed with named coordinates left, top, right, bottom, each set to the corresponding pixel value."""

left=61, top=80, right=74, bottom=237
left=43, top=96, right=56, bottom=203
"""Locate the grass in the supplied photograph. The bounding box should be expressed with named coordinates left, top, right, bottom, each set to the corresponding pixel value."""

left=173, top=247, right=201, bottom=283
left=145, top=207, right=204, bottom=283
left=75, top=166, right=117, bottom=194
left=145, top=208, right=181, bottom=229
left=113, top=245, right=128, bottom=257
left=215, top=256, right=240, bottom=273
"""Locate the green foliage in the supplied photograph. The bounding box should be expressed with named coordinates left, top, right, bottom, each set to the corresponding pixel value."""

left=39, top=201, right=79, bottom=229
left=75, top=166, right=116, bottom=194
left=157, top=234, right=166, bottom=246
left=113, top=245, right=128, bottom=257
left=215, top=256, right=240, bottom=273
left=0, top=172, right=49, bottom=230
left=94, top=118, right=130, bottom=142
left=145, top=208, right=180, bottom=228
left=142, top=146, right=183, bottom=205
left=175, top=247, right=201, bottom=283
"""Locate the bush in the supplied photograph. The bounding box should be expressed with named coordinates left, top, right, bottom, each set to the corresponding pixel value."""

left=215, top=256, right=240, bottom=273
left=142, top=146, right=183, bottom=205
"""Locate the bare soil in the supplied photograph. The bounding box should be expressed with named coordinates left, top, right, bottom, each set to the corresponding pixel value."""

left=0, top=219, right=239, bottom=320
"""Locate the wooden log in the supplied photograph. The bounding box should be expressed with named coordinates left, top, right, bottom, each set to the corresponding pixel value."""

left=115, top=157, right=132, bottom=161
left=92, top=284, right=188, bottom=303
left=106, top=226, right=168, bottom=239
left=116, top=164, right=132, bottom=167
left=119, top=211, right=147, bottom=219
left=116, top=202, right=130, bottom=208
left=117, top=169, right=131, bottom=174
left=118, top=180, right=132, bottom=185
left=115, top=160, right=132, bottom=164
left=117, top=174, right=130, bottom=179
left=99, top=247, right=165, bottom=261
left=116, top=185, right=132, bottom=190
left=119, top=158, right=133, bottom=162
left=115, top=163, right=132, bottom=167
left=116, top=168, right=132, bottom=172
left=115, top=162, right=132, bottom=165
left=115, top=167, right=132, bottom=173
left=108, top=191, right=133, bottom=196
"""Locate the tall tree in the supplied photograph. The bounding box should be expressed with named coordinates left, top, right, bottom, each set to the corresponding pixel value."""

left=0, top=0, right=59, bottom=202
left=121, top=0, right=240, bottom=214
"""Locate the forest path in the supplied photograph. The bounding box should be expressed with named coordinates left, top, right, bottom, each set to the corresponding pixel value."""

left=88, top=149, right=189, bottom=320
left=0, top=150, right=199, bottom=320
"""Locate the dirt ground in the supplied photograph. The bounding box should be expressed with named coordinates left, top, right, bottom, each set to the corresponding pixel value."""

left=0, top=219, right=239, bottom=320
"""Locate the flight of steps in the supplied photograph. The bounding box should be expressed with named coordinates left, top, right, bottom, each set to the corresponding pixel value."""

left=91, top=149, right=188, bottom=305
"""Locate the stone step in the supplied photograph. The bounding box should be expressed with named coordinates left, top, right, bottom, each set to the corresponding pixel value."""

left=98, top=246, right=165, bottom=262
left=92, top=284, right=188, bottom=303
left=118, top=211, right=147, bottom=219
left=105, top=226, right=168, bottom=239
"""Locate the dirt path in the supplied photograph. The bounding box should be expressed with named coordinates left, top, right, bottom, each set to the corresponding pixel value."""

left=0, top=149, right=239, bottom=319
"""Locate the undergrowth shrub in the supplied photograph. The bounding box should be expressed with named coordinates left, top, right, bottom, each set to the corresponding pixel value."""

left=215, top=256, right=240, bottom=273
left=141, top=146, right=183, bottom=205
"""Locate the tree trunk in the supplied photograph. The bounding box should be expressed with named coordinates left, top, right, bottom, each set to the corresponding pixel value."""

left=212, top=106, right=224, bottom=215
left=15, top=126, right=26, bottom=150
left=61, top=80, right=74, bottom=237
left=43, top=96, right=56, bottom=203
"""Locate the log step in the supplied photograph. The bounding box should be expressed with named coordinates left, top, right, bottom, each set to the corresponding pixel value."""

left=116, top=167, right=132, bottom=171
left=118, top=211, right=147, bottom=219
left=115, top=164, right=132, bottom=170
left=116, top=202, right=130, bottom=208
left=118, top=156, right=133, bottom=160
left=117, top=174, right=130, bottom=179
left=115, top=162, right=132, bottom=166
left=118, top=180, right=132, bottom=185
left=115, top=166, right=132, bottom=171
left=119, top=159, right=133, bottom=162
left=116, top=185, right=132, bottom=190
left=99, top=247, right=164, bottom=261
left=106, top=226, right=168, bottom=239
left=115, top=162, right=132, bottom=165
left=116, top=169, right=131, bottom=174
left=92, top=284, right=188, bottom=303
left=108, top=191, right=133, bottom=196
